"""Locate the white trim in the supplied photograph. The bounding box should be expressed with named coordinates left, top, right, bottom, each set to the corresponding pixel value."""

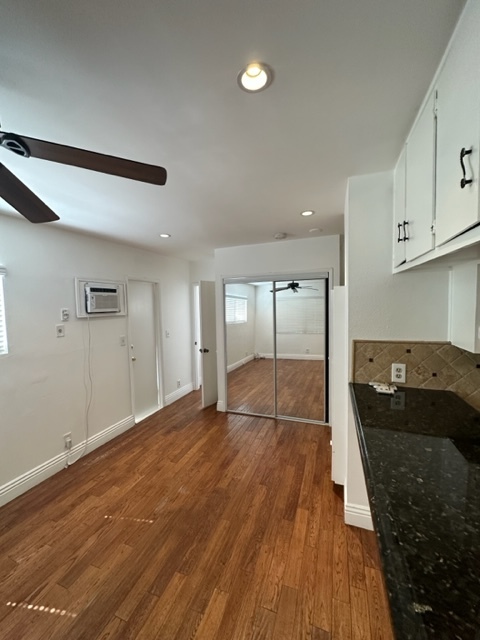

left=216, top=399, right=226, bottom=412
left=227, top=354, right=254, bottom=373
left=0, top=415, right=135, bottom=507
left=344, top=501, right=373, bottom=530
left=165, top=382, right=194, bottom=406
left=259, top=353, right=324, bottom=361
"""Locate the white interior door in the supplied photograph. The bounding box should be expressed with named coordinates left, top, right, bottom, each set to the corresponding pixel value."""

left=193, top=283, right=202, bottom=390
left=331, top=286, right=347, bottom=485
left=199, top=280, right=217, bottom=408
left=128, top=280, right=160, bottom=422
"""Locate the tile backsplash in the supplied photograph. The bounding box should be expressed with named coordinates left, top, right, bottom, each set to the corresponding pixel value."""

left=353, top=340, right=480, bottom=412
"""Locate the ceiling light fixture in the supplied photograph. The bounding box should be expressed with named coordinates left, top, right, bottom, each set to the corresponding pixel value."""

left=159, top=233, right=171, bottom=238
left=238, top=62, right=274, bottom=93
left=301, top=210, right=315, bottom=217
left=273, top=232, right=287, bottom=240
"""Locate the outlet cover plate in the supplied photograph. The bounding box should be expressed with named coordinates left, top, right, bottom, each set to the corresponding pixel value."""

left=392, top=363, right=406, bottom=383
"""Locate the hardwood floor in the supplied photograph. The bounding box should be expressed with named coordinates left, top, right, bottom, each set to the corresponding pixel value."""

left=227, top=359, right=325, bottom=422
left=0, top=391, right=394, bottom=639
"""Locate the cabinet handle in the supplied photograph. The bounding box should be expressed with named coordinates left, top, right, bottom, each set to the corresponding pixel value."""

left=460, top=147, right=473, bottom=189
left=403, top=220, right=409, bottom=241
left=397, top=223, right=403, bottom=243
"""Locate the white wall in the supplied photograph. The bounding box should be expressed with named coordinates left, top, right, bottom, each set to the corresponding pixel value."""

left=254, top=283, right=325, bottom=358
left=189, top=259, right=215, bottom=283
left=344, top=171, right=450, bottom=528
left=0, top=216, right=193, bottom=504
left=214, top=236, right=341, bottom=411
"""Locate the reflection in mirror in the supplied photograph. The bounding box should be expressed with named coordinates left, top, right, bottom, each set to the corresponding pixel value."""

left=274, top=279, right=325, bottom=422
left=225, top=276, right=327, bottom=423
left=225, top=282, right=274, bottom=416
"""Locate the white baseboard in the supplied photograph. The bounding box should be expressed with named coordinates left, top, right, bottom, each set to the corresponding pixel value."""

left=165, top=382, right=194, bottom=406
left=259, top=353, right=324, bottom=360
left=0, top=415, right=135, bottom=508
left=216, top=400, right=226, bottom=412
left=344, top=501, right=373, bottom=530
left=227, top=354, right=254, bottom=373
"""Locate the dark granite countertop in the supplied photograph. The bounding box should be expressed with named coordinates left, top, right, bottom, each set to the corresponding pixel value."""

left=350, top=383, right=480, bottom=640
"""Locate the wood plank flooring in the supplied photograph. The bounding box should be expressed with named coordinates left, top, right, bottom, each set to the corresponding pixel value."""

left=0, top=391, right=394, bottom=639
left=227, top=359, right=325, bottom=422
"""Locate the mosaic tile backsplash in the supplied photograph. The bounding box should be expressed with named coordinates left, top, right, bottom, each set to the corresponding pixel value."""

left=353, top=340, right=480, bottom=412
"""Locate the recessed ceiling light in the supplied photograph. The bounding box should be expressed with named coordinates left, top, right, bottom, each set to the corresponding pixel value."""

left=238, top=62, right=274, bottom=92
left=301, top=210, right=315, bottom=217
left=159, top=233, right=171, bottom=238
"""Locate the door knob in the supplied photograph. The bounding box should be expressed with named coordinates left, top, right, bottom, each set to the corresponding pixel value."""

left=199, top=348, right=209, bottom=353
left=131, top=356, right=136, bottom=361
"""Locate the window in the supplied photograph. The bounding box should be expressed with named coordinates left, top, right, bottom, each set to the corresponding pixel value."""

left=276, top=297, right=324, bottom=334
left=225, top=295, right=247, bottom=324
left=0, top=268, right=7, bottom=355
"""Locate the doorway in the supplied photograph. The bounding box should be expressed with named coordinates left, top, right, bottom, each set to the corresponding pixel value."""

left=224, top=274, right=329, bottom=424
left=127, top=279, right=162, bottom=422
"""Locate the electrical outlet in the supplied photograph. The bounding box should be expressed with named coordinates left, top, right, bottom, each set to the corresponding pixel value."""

left=177, top=379, right=181, bottom=388
left=391, top=363, right=406, bottom=384
left=305, top=348, right=310, bottom=354
left=64, top=433, right=72, bottom=450
left=56, top=324, right=65, bottom=338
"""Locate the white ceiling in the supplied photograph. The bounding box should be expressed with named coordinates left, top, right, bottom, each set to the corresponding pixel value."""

left=0, top=0, right=466, bottom=261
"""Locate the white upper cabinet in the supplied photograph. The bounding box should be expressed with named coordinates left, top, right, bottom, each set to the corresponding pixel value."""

left=393, top=91, right=436, bottom=266
left=404, top=91, right=436, bottom=260
left=393, top=146, right=406, bottom=268
left=435, top=0, right=480, bottom=246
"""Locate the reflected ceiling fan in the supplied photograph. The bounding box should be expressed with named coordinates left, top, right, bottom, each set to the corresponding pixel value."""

left=271, top=281, right=318, bottom=293
left=0, top=126, right=167, bottom=223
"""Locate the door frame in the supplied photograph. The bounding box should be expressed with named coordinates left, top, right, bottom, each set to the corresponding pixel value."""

left=126, top=277, right=164, bottom=422
left=222, top=270, right=331, bottom=425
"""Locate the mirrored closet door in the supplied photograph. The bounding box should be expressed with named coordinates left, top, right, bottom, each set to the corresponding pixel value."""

left=224, top=274, right=328, bottom=424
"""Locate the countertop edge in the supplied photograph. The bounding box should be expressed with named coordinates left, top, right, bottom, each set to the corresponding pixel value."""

left=348, top=383, right=428, bottom=640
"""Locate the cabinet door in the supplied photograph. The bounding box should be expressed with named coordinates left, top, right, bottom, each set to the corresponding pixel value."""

left=436, top=0, right=480, bottom=246
left=450, top=262, right=480, bottom=354
left=404, top=91, right=436, bottom=261
left=393, top=146, right=406, bottom=268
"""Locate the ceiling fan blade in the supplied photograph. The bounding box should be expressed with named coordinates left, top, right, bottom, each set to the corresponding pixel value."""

left=4, top=133, right=167, bottom=186
left=0, top=163, right=59, bottom=223
left=271, top=286, right=290, bottom=292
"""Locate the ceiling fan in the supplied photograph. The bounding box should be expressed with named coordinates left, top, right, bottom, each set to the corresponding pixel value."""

left=0, top=126, right=167, bottom=224
left=271, top=281, right=318, bottom=293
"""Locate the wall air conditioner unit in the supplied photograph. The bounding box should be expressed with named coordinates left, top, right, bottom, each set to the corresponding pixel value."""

left=85, top=282, right=120, bottom=314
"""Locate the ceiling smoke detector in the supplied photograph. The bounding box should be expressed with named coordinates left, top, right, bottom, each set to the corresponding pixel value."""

left=273, top=232, right=287, bottom=240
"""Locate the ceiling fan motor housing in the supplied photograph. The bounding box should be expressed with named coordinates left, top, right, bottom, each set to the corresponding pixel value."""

left=1, top=132, right=31, bottom=157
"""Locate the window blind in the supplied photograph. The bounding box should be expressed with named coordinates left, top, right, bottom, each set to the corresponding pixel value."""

left=276, top=297, right=323, bottom=334
left=225, top=295, right=247, bottom=324
left=0, top=270, right=7, bottom=355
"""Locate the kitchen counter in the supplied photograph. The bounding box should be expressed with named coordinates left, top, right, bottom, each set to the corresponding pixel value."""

left=350, top=383, right=480, bottom=640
